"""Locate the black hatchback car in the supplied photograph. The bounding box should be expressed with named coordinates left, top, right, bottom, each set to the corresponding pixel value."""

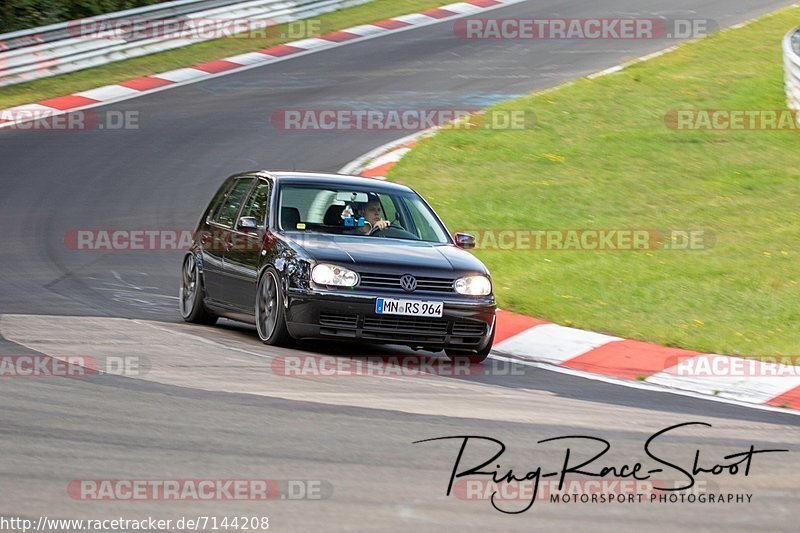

left=180, top=171, right=496, bottom=362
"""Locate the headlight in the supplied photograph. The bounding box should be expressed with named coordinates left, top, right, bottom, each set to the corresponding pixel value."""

left=454, top=275, right=492, bottom=296
left=311, top=263, right=359, bottom=287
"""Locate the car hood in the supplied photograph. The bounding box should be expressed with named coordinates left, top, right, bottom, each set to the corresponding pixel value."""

left=283, top=233, right=488, bottom=275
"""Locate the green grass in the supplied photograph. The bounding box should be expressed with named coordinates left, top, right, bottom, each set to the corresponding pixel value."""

left=392, top=7, right=800, bottom=357
left=0, top=0, right=451, bottom=109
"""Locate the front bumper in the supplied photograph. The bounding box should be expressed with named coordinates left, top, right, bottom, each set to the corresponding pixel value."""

left=285, top=288, right=496, bottom=350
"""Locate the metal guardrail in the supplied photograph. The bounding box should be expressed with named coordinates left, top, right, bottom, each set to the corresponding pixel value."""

left=0, top=0, right=242, bottom=52
left=784, top=27, right=800, bottom=112
left=0, top=0, right=372, bottom=87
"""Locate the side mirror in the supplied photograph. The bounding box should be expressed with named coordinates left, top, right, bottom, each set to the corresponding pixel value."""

left=454, top=232, right=476, bottom=250
left=237, top=216, right=259, bottom=232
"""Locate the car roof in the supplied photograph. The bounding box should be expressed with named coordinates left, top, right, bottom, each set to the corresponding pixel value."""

left=268, top=171, right=415, bottom=193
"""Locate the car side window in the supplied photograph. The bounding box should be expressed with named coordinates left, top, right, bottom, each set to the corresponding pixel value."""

left=380, top=195, right=397, bottom=222
left=403, top=198, right=434, bottom=241
left=210, top=178, right=254, bottom=227
left=240, top=181, right=271, bottom=227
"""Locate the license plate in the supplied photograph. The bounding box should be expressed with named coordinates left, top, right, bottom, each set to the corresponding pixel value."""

left=375, top=298, right=443, bottom=317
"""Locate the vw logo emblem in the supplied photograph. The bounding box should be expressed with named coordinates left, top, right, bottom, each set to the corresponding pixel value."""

left=400, top=274, right=417, bottom=292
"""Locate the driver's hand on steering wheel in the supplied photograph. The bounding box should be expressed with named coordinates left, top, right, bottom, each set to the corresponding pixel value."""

left=371, top=220, right=391, bottom=232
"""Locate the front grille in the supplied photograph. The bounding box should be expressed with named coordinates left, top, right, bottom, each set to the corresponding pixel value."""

left=361, top=315, right=448, bottom=343
left=452, top=320, right=486, bottom=337
left=315, top=313, right=485, bottom=347
left=362, top=316, right=449, bottom=335
left=319, top=312, right=359, bottom=328
left=358, top=273, right=454, bottom=292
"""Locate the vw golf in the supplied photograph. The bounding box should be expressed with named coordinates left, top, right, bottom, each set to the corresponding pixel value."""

left=180, top=171, right=496, bottom=362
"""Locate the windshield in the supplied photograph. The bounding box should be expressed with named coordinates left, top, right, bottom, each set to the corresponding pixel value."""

left=278, top=184, right=450, bottom=244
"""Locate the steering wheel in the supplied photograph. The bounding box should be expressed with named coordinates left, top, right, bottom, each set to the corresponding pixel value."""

left=368, top=220, right=406, bottom=236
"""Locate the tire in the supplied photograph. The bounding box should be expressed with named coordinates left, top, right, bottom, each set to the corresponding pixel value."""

left=445, top=326, right=494, bottom=365
left=180, top=254, right=218, bottom=325
left=255, top=268, right=293, bottom=346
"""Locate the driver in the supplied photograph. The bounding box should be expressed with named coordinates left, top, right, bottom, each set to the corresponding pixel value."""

left=356, top=193, right=391, bottom=235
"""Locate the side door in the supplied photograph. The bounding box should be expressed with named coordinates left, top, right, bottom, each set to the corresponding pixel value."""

left=223, top=178, right=272, bottom=312
left=202, top=176, right=255, bottom=304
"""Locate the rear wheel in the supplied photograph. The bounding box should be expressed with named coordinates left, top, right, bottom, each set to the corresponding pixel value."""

left=180, top=254, right=218, bottom=325
left=255, top=269, right=293, bottom=346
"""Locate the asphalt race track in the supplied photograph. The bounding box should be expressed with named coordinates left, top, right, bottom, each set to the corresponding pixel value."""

left=1, top=0, right=798, bottom=530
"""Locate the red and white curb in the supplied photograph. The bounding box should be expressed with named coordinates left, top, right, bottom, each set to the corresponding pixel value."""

left=341, top=139, right=800, bottom=414
left=339, top=130, right=433, bottom=178
left=491, top=311, right=800, bottom=411
left=0, top=0, right=526, bottom=129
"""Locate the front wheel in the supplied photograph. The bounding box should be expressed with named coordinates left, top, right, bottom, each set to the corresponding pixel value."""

left=255, top=269, right=293, bottom=346
left=180, top=254, right=217, bottom=325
